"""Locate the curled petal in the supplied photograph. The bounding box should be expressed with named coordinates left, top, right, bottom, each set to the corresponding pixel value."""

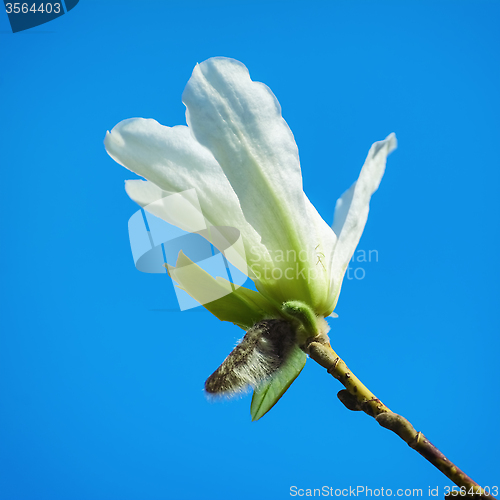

left=328, top=133, right=397, bottom=308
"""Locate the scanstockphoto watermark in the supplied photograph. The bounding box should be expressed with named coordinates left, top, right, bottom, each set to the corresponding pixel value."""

left=346, top=248, right=378, bottom=281
left=289, top=485, right=499, bottom=498
left=127, top=189, right=379, bottom=310
left=247, top=247, right=378, bottom=282
left=290, top=486, right=423, bottom=497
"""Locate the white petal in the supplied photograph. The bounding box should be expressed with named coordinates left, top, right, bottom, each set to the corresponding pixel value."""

left=183, top=57, right=307, bottom=250
left=105, top=118, right=229, bottom=220
left=329, top=133, right=397, bottom=306
left=125, top=178, right=172, bottom=207
left=105, top=118, right=269, bottom=273
left=183, top=57, right=335, bottom=312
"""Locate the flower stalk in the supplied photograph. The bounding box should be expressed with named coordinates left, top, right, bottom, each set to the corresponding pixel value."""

left=305, top=335, right=494, bottom=498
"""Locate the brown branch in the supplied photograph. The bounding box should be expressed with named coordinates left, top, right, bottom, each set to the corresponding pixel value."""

left=305, top=336, right=494, bottom=499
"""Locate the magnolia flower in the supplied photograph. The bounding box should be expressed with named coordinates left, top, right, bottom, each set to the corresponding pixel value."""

left=105, top=57, right=396, bottom=417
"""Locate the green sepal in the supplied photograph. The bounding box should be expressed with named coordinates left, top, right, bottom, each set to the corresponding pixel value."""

left=250, top=345, right=306, bottom=421
left=168, top=252, right=281, bottom=329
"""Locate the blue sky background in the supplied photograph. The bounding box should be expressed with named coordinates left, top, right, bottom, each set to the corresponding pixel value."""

left=1, top=1, right=499, bottom=499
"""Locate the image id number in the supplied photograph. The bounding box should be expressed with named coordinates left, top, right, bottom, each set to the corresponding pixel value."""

left=5, top=3, right=61, bottom=14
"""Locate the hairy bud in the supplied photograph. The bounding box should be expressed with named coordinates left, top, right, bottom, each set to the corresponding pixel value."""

left=205, top=319, right=296, bottom=396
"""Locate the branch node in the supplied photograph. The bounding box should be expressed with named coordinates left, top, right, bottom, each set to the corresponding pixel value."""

left=337, top=390, right=362, bottom=411
left=376, top=412, right=418, bottom=444
left=327, top=357, right=340, bottom=374
left=360, top=398, right=383, bottom=417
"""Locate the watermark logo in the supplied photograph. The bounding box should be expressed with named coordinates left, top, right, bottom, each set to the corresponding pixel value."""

left=3, top=0, right=79, bottom=33
left=346, top=249, right=379, bottom=281
left=128, top=189, right=249, bottom=311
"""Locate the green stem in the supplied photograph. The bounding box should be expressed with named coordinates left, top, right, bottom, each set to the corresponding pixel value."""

left=306, top=336, right=494, bottom=499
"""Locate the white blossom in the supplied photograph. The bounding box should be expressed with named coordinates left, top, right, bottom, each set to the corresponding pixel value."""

left=105, top=57, right=396, bottom=317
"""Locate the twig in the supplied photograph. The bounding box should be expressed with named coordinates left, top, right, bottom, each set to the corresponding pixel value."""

left=305, top=335, right=494, bottom=499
